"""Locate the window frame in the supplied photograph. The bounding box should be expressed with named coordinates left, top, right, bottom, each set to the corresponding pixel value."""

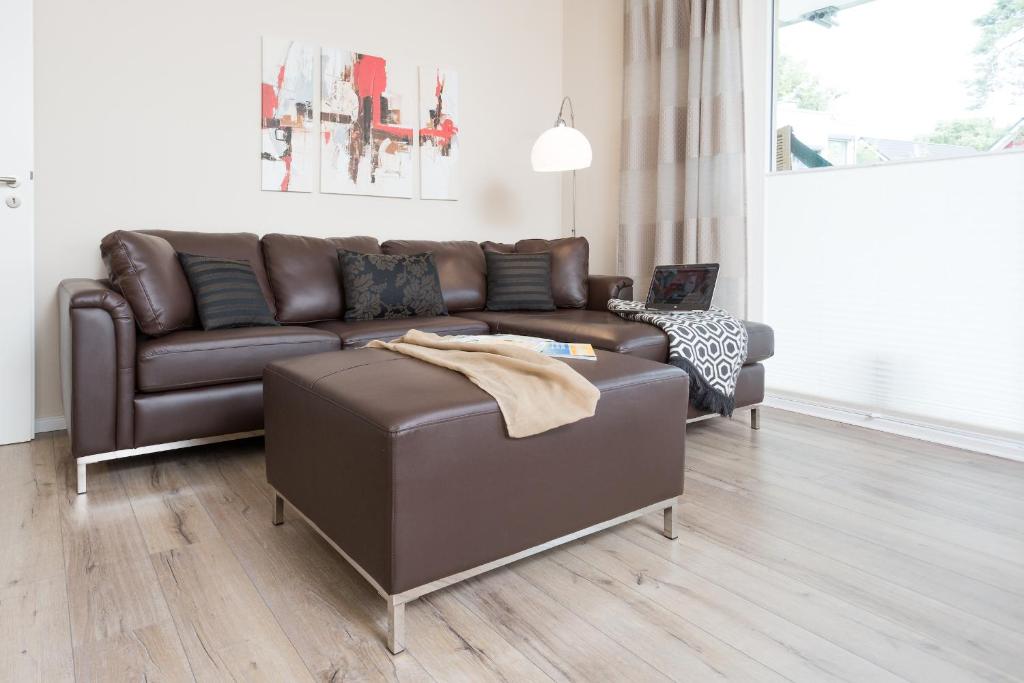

left=768, top=0, right=1024, bottom=175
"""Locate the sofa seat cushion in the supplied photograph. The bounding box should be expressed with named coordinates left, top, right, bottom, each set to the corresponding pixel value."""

left=461, top=310, right=775, bottom=365
left=312, top=315, right=489, bottom=348
left=137, top=326, right=340, bottom=392
left=460, top=310, right=669, bottom=362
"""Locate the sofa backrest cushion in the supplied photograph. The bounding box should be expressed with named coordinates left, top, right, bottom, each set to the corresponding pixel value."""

left=101, top=230, right=196, bottom=336
left=262, top=233, right=381, bottom=323
left=482, top=237, right=589, bottom=308
left=140, top=230, right=277, bottom=318
left=381, top=240, right=485, bottom=312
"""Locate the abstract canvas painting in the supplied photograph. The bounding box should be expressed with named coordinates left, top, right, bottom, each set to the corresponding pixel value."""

left=419, top=66, right=460, bottom=200
left=321, top=48, right=415, bottom=198
left=261, top=38, right=315, bottom=192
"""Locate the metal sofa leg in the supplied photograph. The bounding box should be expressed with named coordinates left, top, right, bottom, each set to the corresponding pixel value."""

left=77, top=461, right=87, bottom=495
left=387, top=597, right=406, bottom=654
left=273, top=493, right=284, bottom=525
left=662, top=504, right=678, bottom=540
left=750, top=407, right=761, bottom=430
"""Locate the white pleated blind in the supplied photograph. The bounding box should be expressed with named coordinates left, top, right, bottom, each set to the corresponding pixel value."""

left=763, top=152, right=1024, bottom=441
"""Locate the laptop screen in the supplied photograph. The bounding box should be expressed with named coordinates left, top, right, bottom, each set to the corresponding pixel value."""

left=647, top=264, right=719, bottom=310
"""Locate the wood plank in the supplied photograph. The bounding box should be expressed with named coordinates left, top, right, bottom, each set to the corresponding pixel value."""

left=119, top=455, right=221, bottom=554
left=687, top=453, right=1024, bottom=589
left=151, top=540, right=314, bottom=682
left=53, top=435, right=196, bottom=679
left=0, top=435, right=64, bottom=590
left=731, top=408, right=1024, bottom=490
left=450, top=568, right=673, bottom=682
left=511, top=550, right=787, bottom=681
left=406, top=591, right=554, bottom=683
left=695, top=419, right=1024, bottom=518
left=73, top=620, right=195, bottom=682
left=620, top=518, right=1020, bottom=682
left=567, top=530, right=902, bottom=682
left=687, top=445, right=1024, bottom=564
left=0, top=576, right=74, bottom=682
left=694, top=430, right=1024, bottom=537
left=0, top=434, right=57, bottom=492
left=681, top=474, right=1024, bottom=631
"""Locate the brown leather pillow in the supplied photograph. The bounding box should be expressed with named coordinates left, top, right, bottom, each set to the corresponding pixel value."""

left=262, top=233, right=381, bottom=323
left=483, top=237, right=589, bottom=308
left=381, top=240, right=486, bottom=312
left=141, top=230, right=277, bottom=318
left=100, top=230, right=195, bottom=336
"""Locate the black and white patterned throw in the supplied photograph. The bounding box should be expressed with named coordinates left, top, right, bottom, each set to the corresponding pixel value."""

left=608, top=299, right=747, bottom=416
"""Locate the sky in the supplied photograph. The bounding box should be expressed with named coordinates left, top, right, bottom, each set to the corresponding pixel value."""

left=779, top=0, right=1020, bottom=140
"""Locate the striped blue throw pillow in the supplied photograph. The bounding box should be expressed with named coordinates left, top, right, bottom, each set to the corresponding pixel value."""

left=177, top=253, right=279, bottom=330
left=485, top=251, right=556, bottom=311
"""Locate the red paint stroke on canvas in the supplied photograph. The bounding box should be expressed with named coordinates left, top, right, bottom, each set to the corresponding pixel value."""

left=419, top=118, right=458, bottom=142
left=419, top=69, right=458, bottom=148
left=353, top=54, right=413, bottom=138
left=261, top=83, right=278, bottom=122
left=280, top=153, right=292, bottom=191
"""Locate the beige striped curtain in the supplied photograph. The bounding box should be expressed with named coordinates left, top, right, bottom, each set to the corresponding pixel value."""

left=619, top=0, right=747, bottom=316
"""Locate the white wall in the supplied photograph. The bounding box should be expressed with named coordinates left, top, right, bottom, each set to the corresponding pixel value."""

left=562, top=0, right=624, bottom=275
left=764, top=152, right=1024, bottom=441
left=33, top=0, right=565, bottom=421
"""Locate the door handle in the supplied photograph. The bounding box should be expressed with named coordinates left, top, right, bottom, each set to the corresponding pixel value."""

left=0, top=176, right=20, bottom=188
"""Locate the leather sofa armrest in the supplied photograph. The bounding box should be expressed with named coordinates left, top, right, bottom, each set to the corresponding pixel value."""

left=59, top=278, right=137, bottom=457
left=587, top=275, right=634, bottom=311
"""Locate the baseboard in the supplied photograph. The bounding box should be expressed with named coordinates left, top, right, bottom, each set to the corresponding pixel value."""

left=764, top=394, right=1024, bottom=463
left=34, top=415, right=66, bottom=434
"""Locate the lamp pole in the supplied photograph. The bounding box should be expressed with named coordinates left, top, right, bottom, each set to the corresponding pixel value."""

left=556, top=96, right=579, bottom=239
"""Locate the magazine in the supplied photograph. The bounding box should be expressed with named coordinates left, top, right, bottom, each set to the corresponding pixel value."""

left=541, top=342, right=598, bottom=361
left=445, top=334, right=598, bottom=360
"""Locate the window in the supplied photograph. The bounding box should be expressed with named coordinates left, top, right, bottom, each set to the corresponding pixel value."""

left=773, top=0, right=1024, bottom=171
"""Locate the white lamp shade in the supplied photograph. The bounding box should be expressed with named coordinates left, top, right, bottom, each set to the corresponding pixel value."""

left=530, top=124, right=592, bottom=172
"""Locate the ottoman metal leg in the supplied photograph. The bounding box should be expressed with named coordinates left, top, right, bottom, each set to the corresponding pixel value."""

left=387, top=598, right=406, bottom=654
left=750, top=407, right=761, bottom=430
left=272, top=493, right=284, bottom=526
left=662, top=505, right=678, bottom=540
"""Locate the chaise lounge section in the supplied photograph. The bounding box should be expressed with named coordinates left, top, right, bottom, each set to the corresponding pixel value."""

left=59, top=229, right=774, bottom=492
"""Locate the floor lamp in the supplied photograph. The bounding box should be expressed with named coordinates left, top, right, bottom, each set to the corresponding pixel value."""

left=530, top=96, right=592, bottom=238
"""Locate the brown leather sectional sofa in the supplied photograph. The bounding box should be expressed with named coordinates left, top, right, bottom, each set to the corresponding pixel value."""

left=58, top=230, right=773, bottom=492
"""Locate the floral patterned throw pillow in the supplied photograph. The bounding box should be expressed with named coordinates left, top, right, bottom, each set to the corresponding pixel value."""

left=338, top=250, right=448, bottom=321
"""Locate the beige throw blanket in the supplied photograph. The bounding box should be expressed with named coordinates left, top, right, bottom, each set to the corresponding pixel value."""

left=367, top=330, right=599, bottom=438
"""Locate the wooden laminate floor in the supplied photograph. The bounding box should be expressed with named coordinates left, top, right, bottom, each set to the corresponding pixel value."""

left=2, top=407, right=1022, bottom=682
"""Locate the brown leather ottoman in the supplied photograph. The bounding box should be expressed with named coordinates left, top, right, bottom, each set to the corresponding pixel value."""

left=263, top=347, right=687, bottom=654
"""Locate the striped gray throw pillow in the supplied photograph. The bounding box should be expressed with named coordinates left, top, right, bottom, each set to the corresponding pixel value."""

left=485, top=251, right=556, bottom=311
left=177, top=253, right=279, bottom=330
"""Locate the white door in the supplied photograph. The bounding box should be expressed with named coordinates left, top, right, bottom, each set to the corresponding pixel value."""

left=0, top=0, right=35, bottom=444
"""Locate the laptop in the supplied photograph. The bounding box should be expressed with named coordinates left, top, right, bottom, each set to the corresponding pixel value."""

left=645, top=264, right=719, bottom=311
